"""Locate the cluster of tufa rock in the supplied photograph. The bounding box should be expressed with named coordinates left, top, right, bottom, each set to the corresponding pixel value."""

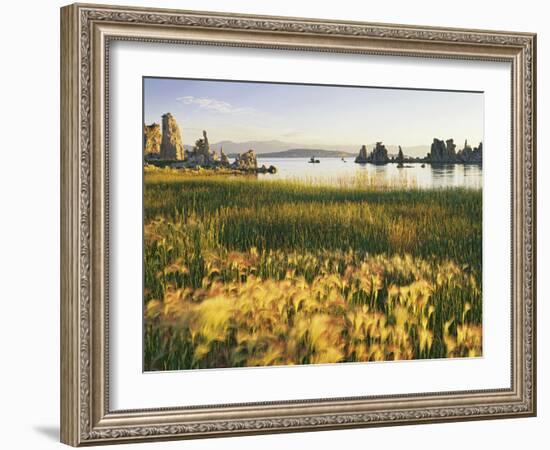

left=232, top=149, right=257, bottom=170
left=458, top=140, right=483, bottom=164
left=353, top=138, right=483, bottom=165
left=144, top=113, right=276, bottom=173
left=355, top=142, right=390, bottom=165
left=427, top=138, right=482, bottom=163
left=184, top=131, right=273, bottom=171
left=185, top=130, right=219, bottom=166
left=229, top=150, right=276, bottom=173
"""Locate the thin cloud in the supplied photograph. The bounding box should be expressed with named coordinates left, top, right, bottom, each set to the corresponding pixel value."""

left=281, top=129, right=303, bottom=138
left=177, top=96, right=254, bottom=114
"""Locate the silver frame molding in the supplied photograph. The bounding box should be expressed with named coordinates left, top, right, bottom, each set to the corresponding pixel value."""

left=60, top=3, right=536, bottom=446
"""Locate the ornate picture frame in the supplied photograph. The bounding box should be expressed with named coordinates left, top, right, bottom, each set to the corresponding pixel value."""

left=60, top=3, right=536, bottom=446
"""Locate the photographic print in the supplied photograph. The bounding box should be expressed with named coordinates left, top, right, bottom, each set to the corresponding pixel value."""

left=143, top=77, right=483, bottom=372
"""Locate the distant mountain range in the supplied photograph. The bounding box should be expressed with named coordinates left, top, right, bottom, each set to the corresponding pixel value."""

left=211, top=139, right=346, bottom=155
left=249, top=149, right=356, bottom=158
left=207, top=139, right=430, bottom=158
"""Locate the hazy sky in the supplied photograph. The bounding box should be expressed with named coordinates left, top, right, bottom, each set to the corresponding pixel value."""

left=144, top=77, right=483, bottom=149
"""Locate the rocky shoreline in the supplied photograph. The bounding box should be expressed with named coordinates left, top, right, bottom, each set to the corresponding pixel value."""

left=144, top=113, right=277, bottom=174
left=144, top=164, right=275, bottom=177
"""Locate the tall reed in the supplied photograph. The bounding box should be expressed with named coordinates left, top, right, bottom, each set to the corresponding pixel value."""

left=144, top=171, right=482, bottom=370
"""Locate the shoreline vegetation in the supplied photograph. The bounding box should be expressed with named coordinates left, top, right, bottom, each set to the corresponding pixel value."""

left=143, top=170, right=482, bottom=371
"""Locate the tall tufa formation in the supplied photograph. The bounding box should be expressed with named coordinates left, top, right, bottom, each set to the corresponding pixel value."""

left=160, top=113, right=184, bottom=160
left=355, top=142, right=389, bottom=164
left=446, top=139, right=457, bottom=159
left=368, top=142, right=390, bottom=164
left=396, top=146, right=405, bottom=167
left=355, top=145, right=369, bottom=163
left=429, top=138, right=449, bottom=162
left=143, top=123, right=161, bottom=157
left=194, top=130, right=211, bottom=157
left=428, top=138, right=457, bottom=163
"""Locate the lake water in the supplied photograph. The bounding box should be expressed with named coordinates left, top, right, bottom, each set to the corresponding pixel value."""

left=256, top=157, right=482, bottom=189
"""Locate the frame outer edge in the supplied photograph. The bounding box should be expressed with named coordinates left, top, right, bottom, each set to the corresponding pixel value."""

left=61, top=3, right=81, bottom=447
left=61, top=2, right=537, bottom=445
left=528, top=33, right=536, bottom=416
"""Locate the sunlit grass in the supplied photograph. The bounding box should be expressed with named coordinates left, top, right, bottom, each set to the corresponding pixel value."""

left=143, top=171, right=482, bottom=371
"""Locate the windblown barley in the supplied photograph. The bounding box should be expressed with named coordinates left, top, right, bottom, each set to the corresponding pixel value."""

left=143, top=171, right=482, bottom=371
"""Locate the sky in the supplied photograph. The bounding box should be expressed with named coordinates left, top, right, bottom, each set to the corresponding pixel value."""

left=143, top=77, right=483, bottom=152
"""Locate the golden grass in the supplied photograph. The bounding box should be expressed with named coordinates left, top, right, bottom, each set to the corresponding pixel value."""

left=145, top=247, right=481, bottom=370
left=143, top=173, right=482, bottom=371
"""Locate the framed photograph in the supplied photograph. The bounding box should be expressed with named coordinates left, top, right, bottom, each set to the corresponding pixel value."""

left=60, top=3, right=536, bottom=446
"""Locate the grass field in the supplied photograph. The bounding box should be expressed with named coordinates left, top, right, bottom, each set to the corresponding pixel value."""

left=143, top=169, right=482, bottom=371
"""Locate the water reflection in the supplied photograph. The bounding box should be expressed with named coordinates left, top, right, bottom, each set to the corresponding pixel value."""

left=256, top=158, right=482, bottom=189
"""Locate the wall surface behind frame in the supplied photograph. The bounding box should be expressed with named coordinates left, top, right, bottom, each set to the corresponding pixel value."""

left=0, top=0, right=546, bottom=449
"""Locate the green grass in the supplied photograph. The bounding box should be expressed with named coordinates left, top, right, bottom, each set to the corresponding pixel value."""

left=144, top=173, right=481, bottom=266
left=143, top=171, right=482, bottom=371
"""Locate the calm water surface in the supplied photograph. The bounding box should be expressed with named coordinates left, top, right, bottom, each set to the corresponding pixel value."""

left=256, top=157, right=482, bottom=189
